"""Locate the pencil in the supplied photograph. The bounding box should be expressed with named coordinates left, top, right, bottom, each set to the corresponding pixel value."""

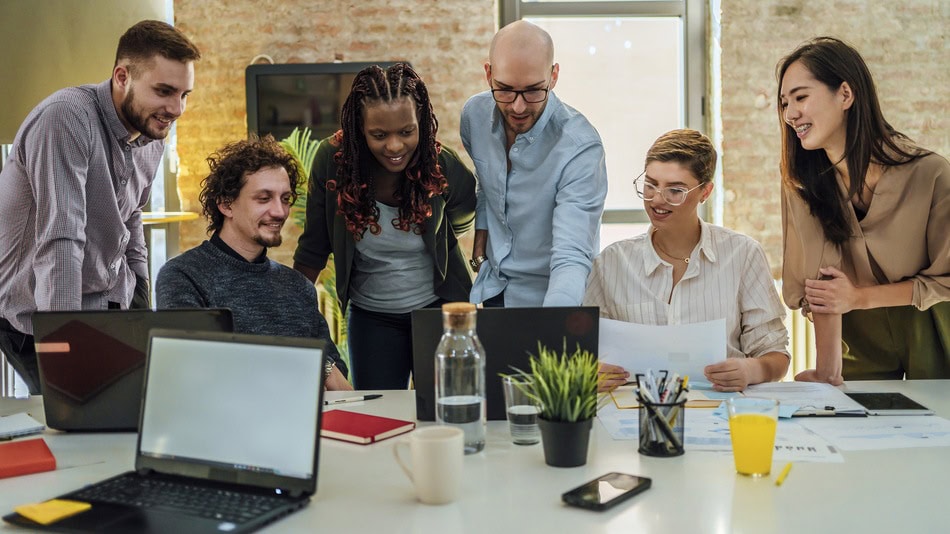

left=775, top=462, right=793, bottom=486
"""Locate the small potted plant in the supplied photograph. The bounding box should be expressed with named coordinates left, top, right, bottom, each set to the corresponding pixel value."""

left=504, top=342, right=603, bottom=467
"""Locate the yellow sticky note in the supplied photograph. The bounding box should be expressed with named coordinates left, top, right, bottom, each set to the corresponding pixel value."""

left=15, top=499, right=91, bottom=525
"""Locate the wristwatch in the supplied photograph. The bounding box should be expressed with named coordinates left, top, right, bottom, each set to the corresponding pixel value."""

left=469, top=255, right=488, bottom=271
left=324, top=359, right=335, bottom=381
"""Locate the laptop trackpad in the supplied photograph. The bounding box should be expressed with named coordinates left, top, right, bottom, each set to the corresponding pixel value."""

left=7, top=505, right=236, bottom=533
left=108, top=508, right=238, bottom=533
left=5, top=503, right=139, bottom=532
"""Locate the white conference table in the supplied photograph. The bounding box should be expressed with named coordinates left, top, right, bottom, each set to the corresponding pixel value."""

left=1, top=380, right=947, bottom=533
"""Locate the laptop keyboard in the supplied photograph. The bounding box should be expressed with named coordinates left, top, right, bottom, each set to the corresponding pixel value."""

left=71, top=474, right=289, bottom=524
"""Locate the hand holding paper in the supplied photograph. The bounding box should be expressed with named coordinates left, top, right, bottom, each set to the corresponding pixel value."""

left=598, top=318, right=726, bottom=387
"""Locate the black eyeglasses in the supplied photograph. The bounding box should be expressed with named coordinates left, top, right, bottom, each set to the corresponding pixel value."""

left=490, top=86, right=550, bottom=104
left=633, top=171, right=705, bottom=206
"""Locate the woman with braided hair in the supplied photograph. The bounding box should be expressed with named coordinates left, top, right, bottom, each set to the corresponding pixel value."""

left=294, top=63, right=476, bottom=389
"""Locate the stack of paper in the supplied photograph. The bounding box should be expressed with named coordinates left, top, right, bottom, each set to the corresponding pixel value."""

left=0, top=413, right=45, bottom=439
left=744, top=382, right=866, bottom=416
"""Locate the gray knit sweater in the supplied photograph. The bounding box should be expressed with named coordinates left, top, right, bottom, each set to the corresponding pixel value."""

left=155, top=239, right=346, bottom=376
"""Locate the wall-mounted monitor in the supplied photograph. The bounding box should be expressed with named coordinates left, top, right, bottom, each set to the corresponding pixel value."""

left=245, top=61, right=401, bottom=142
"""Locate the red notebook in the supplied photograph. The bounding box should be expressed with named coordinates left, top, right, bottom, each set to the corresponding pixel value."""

left=0, top=438, right=56, bottom=479
left=321, top=410, right=415, bottom=444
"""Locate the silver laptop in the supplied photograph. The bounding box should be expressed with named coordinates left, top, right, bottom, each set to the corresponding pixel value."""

left=6, top=329, right=326, bottom=533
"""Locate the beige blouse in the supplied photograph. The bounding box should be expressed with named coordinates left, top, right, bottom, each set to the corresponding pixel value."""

left=781, top=152, right=950, bottom=312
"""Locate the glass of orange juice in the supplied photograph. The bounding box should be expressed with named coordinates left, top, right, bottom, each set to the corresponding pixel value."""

left=726, top=398, right=779, bottom=477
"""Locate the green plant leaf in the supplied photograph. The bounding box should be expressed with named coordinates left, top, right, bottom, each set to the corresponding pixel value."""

left=510, top=340, right=601, bottom=423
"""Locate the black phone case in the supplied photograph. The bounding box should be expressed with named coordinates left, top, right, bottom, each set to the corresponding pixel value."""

left=562, top=473, right=652, bottom=511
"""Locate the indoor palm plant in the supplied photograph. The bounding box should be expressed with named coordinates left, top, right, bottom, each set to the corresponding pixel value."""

left=505, top=342, right=603, bottom=467
left=280, top=128, right=349, bottom=370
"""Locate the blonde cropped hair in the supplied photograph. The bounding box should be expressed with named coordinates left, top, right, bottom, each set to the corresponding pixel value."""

left=645, top=129, right=717, bottom=184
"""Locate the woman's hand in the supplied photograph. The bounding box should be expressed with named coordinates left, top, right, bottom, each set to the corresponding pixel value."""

left=597, top=363, right=630, bottom=392
left=794, top=369, right=843, bottom=386
left=804, top=267, right=863, bottom=314
left=704, top=359, right=753, bottom=392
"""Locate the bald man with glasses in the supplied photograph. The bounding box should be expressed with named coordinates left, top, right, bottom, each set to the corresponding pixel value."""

left=460, top=20, right=608, bottom=309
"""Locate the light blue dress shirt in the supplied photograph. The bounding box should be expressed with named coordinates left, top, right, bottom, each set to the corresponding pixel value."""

left=460, top=91, right=607, bottom=307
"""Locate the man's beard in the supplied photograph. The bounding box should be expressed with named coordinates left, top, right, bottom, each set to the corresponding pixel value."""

left=121, top=87, right=171, bottom=140
left=254, top=233, right=282, bottom=248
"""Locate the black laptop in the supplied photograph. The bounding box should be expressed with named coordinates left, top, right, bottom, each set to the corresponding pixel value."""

left=411, top=306, right=599, bottom=421
left=33, top=309, right=234, bottom=431
left=5, top=329, right=327, bottom=533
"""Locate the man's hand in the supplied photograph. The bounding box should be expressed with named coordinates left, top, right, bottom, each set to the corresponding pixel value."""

left=325, top=366, right=354, bottom=391
left=131, top=275, right=150, bottom=309
left=471, top=229, right=488, bottom=272
left=804, top=267, right=862, bottom=315
left=597, top=362, right=629, bottom=392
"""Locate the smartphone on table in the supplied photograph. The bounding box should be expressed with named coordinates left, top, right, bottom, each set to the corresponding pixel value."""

left=562, top=472, right=651, bottom=511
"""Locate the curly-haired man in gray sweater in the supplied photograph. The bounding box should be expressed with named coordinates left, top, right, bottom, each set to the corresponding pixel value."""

left=157, top=136, right=352, bottom=390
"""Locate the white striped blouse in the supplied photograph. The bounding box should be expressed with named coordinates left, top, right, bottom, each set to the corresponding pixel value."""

left=584, top=221, right=789, bottom=359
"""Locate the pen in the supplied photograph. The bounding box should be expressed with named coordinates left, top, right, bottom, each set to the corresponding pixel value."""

left=324, top=394, right=383, bottom=406
left=775, top=462, right=793, bottom=486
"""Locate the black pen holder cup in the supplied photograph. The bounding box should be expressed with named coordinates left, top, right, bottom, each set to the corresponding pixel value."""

left=638, top=398, right=686, bottom=457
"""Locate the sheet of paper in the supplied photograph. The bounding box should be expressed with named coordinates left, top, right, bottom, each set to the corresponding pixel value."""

left=597, top=403, right=843, bottom=462
left=744, top=381, right=866, bottom=415
left=796, top=415, right=950, bottom=451
left=599, top=318, right=726, bottom=383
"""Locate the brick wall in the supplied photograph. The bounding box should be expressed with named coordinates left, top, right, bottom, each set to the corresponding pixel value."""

left=173, top=0, right=496, bottom=265
left=171, top=1, right=948, bottom=272
left=719, top=0, right=949, bottom=276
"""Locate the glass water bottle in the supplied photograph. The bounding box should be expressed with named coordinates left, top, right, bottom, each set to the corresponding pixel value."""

left=434, top=302, right=486, bottom=454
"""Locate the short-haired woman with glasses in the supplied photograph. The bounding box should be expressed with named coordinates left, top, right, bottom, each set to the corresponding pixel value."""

left=584, top=129, right=790, bottom=392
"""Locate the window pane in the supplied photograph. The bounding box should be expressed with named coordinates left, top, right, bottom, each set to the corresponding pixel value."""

left=528, top=17, right=684, bottom=212
left=599, top=223, right=650, bottom=252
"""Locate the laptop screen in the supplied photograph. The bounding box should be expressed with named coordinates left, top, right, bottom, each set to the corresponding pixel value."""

left=139, top=332, right=324, bottom=492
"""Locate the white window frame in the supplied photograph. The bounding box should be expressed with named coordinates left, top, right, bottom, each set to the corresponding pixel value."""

left=499, top=0, right=708, bottom=224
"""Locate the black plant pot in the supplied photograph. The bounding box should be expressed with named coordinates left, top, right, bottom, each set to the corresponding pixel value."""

left=538, top=417, right=593, bottom=467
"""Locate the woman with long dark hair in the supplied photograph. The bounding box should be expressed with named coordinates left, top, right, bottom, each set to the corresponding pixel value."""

left=294, top=63, right=476, bottom=389
left=777, top=37, right=949, bottom=383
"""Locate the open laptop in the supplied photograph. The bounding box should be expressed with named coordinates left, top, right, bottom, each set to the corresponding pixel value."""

left=411, top=306, right=599, bottom=421
left=33, top=309, right=234, bottom=431
left=5, top=329, right=327, bottom=533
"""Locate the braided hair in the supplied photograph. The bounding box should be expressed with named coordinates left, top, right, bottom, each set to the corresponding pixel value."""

left=328, top=63, right=447, bottom=239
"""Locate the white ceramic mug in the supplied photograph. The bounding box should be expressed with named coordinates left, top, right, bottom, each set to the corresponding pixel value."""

left=393, top=426, right=464, bottom=505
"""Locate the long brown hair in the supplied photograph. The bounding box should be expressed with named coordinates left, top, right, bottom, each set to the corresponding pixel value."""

left=776, top=36, right=926, bottom=245
left=329, top=63, right=447, bottom=239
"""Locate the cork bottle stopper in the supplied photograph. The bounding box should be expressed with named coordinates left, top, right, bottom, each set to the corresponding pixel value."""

left=442, top=302, right=476, bottom=329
